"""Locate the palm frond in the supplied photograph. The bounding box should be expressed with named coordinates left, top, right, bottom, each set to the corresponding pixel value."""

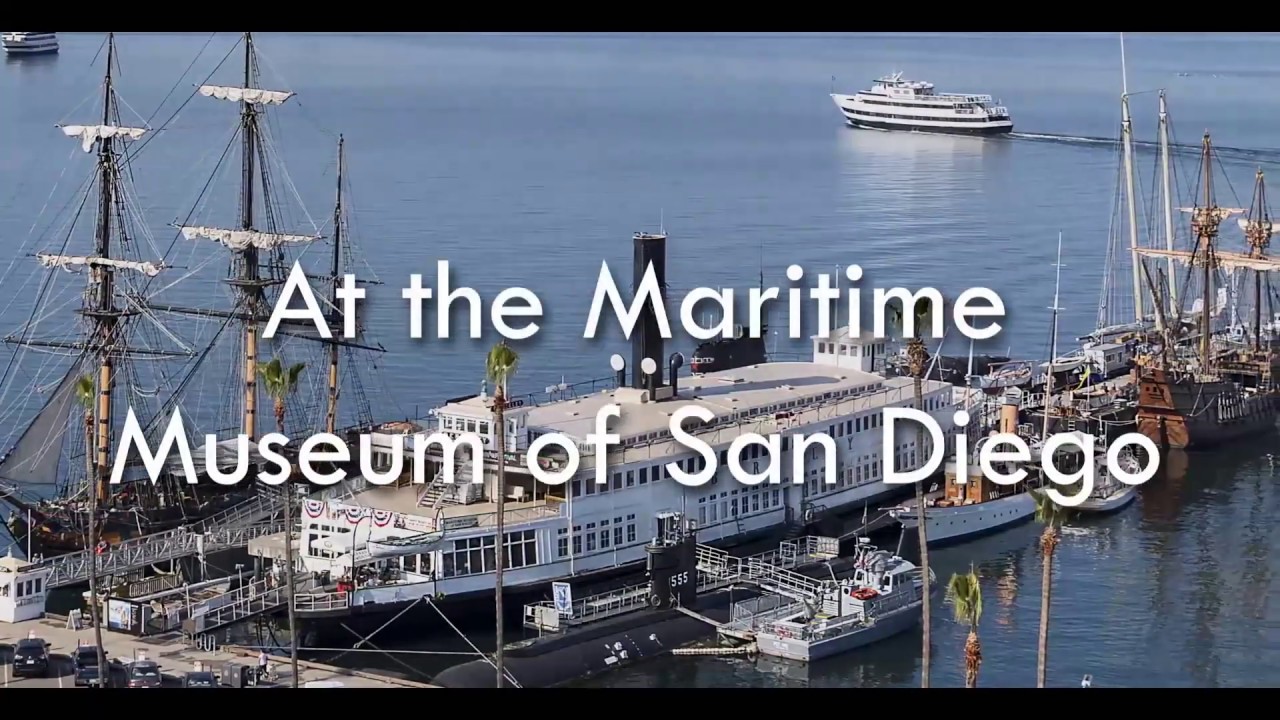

left=1033, top=489, right=1070, bottom=527
left=73, top=374, right=95, bottom=410
left=945, top=566, right=983, bottom=627
left=486, top=341, right=520, bottom=387
left=257, top=356, right=305, bottom=401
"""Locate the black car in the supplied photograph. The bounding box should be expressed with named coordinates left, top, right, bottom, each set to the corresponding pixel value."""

left=126, top=660, right=162, bottom=688
left=12, top=638, right=49, bottom=678
left=73, top=646, right=108, bottom=687
left=182, top=671, right=218, bottom=688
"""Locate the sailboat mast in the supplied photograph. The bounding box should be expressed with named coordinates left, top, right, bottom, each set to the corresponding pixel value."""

left=1198, top=134, right=1215, bottom=373
left=93, top=35, right=119, bottom=502
left=1043, top=232, right=1063, bottom=442
left=1158, top=91, right=1178, bottom=312
left=326, top=136, right=345, bottom=435
left=1244, top=170, right=1271, bottom=351
left=1120, top=34, right=1144, bottom=323
left=240, top=32, right=261, bottom=439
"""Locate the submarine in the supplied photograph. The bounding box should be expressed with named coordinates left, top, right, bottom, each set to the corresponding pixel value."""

left=431, top=513, right=861, bottom=688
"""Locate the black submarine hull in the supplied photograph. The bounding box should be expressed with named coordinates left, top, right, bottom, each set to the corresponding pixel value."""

left=432, top=555, right=862, bottom=688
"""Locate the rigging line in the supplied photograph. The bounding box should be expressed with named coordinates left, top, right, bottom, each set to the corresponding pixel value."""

left=424, top=597, right=524, bottom=688
left=0, top=174, right=96, bottom=417
left=145, top=32, right=218, bottom=128
left=252, top=43, right=338, bottom=142
left=124, top=34, right=242, bottom=165
left=258, top=126, right=320, bottom=234
left=135, top=119, right=242, bottom=304
left=0, top=144, right=90, bottom=293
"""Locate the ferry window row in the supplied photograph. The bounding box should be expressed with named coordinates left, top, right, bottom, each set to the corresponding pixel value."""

left=440, top=529, right=538, bottom=578
left=439, top=416, right=491, bottom=436
left=816, top=341, right=886, bottom=356
left=848, top=108, right=994, bottom=124
left=697, top=484, right=782, bottom=527
left=557, top=514, right=640, bottom=558
left=858, top=97, right=984, bottom=110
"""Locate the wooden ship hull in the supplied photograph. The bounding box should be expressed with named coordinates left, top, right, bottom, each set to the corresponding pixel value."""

left=6, top=482, right=256, bottom=558
left=1135, top=367, right=1280, bottom=450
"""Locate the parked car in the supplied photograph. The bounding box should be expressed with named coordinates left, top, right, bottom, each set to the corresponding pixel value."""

left=73, top=646, right=108, bottom=687
left=126, top=660, right=162, bottom=688
left=11, top=638, right=50, bottom=678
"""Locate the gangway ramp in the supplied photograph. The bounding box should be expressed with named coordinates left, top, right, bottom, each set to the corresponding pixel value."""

left=695, top=536, right=836, bottom=604
left=35, top=487, right=290, bottom=589
left=182, top=574, right=313, bottom=637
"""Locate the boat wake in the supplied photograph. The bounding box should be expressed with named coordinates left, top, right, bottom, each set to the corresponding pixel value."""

left=1008, top=131, right=1280, bottom=164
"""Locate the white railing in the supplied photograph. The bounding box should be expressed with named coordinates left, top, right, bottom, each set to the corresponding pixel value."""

left=294, top=590, right=351, bottom=614
left=522, top=581, right=651, bottom=631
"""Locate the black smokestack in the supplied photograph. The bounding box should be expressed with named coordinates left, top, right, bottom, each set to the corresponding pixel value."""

left=631, top=231, right=667, bottom=392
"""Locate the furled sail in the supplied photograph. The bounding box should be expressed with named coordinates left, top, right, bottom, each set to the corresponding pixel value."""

left=58, top=124, right=147, bottom=153
left=177, top=225, right=319, bottom=251
left=1237, top=217, right=1276, bottom=235
left=198, top=85, right=294, bottom=106
left=1134, top=247, right=1280, bottom=273
left=37, top=253, right=164, bottom=277
left=0, top=361, right=83, bottom=487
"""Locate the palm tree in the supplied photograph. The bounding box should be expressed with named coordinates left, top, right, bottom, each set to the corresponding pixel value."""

left=1033, top=490, right=1068, bottom=688
left=945, top=566, right=984, bottom=688
left=485, top=341, right=519, bottom=689
left=891, top=297, right=935, bottom=687
left=257, top=356, right=306, bottom=689
left=74, top=374, right=107, bottom=684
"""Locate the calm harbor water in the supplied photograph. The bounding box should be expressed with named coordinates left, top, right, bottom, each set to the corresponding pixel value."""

left=1, top=32, right=1277, bottom=688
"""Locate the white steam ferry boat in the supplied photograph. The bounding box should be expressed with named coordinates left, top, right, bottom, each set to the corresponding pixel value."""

left=289, top=326, right=958, bottom=632
left=830, top=73, right=1013, bottom=136
left=2, top=32, right=59, bottom=55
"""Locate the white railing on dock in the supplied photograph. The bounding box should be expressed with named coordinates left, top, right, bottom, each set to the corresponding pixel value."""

left=182, top=574, right=314, bottom=636
left=294, top=590, right=352, bottom=614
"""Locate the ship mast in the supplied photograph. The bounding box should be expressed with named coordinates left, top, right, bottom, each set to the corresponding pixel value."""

left=1043, top=232, right=1063, bottom=442
left=1192, top=133, right=1224, bottom=374
left=1242, top=170, right=1272, bottom=351
left=1120, top=33, right=1144, bottom=324
left=91, top=37, right=120, bottom=502
left=1158, top=91, right=1178, bottom=313
left=326, top=136, right=345, bottom=435
left=239, top=33, right=263, bottom=439
left=4, top=32, right=168, bottom=504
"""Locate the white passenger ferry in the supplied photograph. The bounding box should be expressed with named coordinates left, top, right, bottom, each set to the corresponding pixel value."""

left=290, top=325, right=959, bottom=632
left=2, top=32, right=59, bottom=55
left=830, top=73, right=1013, bottom=136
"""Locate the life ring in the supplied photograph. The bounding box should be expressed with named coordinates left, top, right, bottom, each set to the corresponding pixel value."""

left=803, top=507, right=814, bottom=524
left=650, top=593, right=662, bottom=608
left=852, top=587, right=879, bottom=601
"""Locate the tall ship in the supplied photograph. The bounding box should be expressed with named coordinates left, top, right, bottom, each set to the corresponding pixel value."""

left=829, top=73, right=1013, bottom=136
left=2, top=32, right=58, bottom=55
left=2, top=32, right=389, bottom=559
left=1131, top=134, right=1280, bottom=450
left=287, top=232, right=961, bottom=636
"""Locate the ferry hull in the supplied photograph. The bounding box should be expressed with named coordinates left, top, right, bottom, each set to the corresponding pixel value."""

left=1136, top=369, right=1280, bottom=450
left=892, top=492, right=1036, bottom=547
left=844, top=118, right=1013, bottom=136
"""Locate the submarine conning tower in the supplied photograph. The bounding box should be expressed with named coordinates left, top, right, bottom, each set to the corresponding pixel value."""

left=632, top=231, right=667, bottom=395
left=645, top=511, right=699, bottom=610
